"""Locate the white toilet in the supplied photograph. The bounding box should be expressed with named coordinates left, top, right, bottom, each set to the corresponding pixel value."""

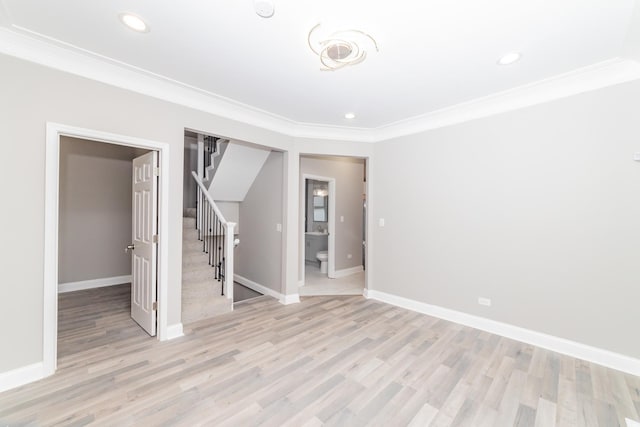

left=316, top=251, right=328, bottom=274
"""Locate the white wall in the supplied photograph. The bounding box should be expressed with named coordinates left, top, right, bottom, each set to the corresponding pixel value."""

left=58, top=136, right=145, bottom=284
left=236, top=151, right=284, bottom=292
left=372, top=79, right=640, bottom=360
left=300, top=156, right=365, bottom=272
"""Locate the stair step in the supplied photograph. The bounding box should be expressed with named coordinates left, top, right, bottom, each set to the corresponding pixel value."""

left=182, top=267, right=219, bottom=283
left=183, top=287, right=227, bottom=299
left=181, top=212, right=232, bottom=325
left=184, top=209, right=197, bottom=219
left=182, top=252, right=211, bottom=267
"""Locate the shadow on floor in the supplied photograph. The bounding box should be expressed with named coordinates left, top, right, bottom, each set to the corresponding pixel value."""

left=234, top=282, right=262, bottom=303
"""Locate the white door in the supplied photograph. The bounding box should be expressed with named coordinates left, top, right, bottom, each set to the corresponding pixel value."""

left=130, top=151, right=158, bottom=336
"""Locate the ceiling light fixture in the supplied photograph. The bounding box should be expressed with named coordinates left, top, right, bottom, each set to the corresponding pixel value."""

left=498, top=52, right=521, bottom=65
left=308, top=23, right=378, bottom=71
left=119, top=13, right=149, bottom=33
left=344, top=113, right=356, bottom=119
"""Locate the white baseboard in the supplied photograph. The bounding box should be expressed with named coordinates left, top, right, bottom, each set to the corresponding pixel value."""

left=280, top=293, right=301, bottom=305
left=365, top=289, right=640, bottom=377
left=333, top=265, right=364, bottom=278
left=234, top=274, right=300, bottom=306
left=0, top=362, right=46, bottom=393
left=165, top=323, right=184, bottom=340
left=235, top=274, right=283, bottom=300
left=58, top=275, right=132, bottom=293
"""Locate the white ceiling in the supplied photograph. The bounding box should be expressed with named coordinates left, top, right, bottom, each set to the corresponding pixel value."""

left=0, top=0, right=638, bottom=131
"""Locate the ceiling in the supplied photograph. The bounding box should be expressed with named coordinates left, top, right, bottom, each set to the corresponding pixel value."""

left=0, top=0, right=638, bottom=132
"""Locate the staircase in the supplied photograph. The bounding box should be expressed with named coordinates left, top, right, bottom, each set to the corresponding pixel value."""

left=181, top=210, right=232, bottom=324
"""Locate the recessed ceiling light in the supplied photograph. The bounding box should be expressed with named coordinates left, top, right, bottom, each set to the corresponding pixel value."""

left=344, top=113, right=356, bottom=119
left=119, top=13, right=149, bottom=33
left=498, top=52, right=521, bottom=66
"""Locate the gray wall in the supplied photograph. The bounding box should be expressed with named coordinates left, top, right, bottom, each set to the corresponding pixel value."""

left=236, top=151, right=283, bottom=292
left=372, top=79, right=640, bottom=359
left=0, top=53, right=296, bottom=374
left=58, top=137, right=145, bottom=284
left=301, top=156, right=365, bottom=271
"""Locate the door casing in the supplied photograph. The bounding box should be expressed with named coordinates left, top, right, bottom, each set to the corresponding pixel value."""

left=44, top=122, right=171, bottom=377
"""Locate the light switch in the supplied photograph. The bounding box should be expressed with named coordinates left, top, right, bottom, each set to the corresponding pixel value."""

left=340, top=216, right=344, bottom=222
left=378, top=218, right=385, bottom=227
left=276, top=223, right=282, bottom=232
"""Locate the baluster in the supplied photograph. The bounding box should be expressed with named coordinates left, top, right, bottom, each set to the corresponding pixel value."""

left=208, top=208, right=213, bottom=268
left=214, top=215, right=219, bottom=280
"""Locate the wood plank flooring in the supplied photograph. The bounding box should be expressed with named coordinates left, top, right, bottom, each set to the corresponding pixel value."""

left=1, top=285, right=639, bottom=426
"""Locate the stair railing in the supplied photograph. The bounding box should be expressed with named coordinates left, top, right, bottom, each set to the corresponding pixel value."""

left=191, top=170, right=236, bottom=301
left=203, top=135, right=217, bottom=171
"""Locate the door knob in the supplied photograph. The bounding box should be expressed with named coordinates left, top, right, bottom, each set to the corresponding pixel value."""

left=125, top=244, right=135, bottom=253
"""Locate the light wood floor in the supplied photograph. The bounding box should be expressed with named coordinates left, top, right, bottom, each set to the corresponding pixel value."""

left=1, top=286, right=639, bottom=426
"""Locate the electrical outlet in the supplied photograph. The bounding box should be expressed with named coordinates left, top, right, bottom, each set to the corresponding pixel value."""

left=276, top=223, right=282, bottom=232
left=478, top=297, right=491, bottom=306
left=347, top=254, right=352, bottom=259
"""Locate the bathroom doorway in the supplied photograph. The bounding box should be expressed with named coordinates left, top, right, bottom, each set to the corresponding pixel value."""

left=302, top=175, right=335, bottom=279
left=299, top=155, right=366, bottom=296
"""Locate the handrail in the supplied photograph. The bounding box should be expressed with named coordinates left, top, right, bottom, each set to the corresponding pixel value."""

left=191, top=171, right=231, bottom=226
left=190, top=170, right=236, bottom=302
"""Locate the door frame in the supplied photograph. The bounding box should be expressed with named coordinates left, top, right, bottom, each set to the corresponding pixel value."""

left=43, top=122, right=171, bottom=377
left=300, top=174, right=336, bottom=284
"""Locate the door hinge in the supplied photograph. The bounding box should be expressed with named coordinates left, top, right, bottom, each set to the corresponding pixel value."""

left=153, top=167, right=160, bottom=177
left=152, top=301, right=158, bottom=311
left=153, top=234, right=159, bottom=244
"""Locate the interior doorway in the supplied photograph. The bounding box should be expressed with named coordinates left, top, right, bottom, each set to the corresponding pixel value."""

left=44, top=123, right=171, bottom=377
left=57, top=136, right=155, bottom=356
left=299, top=155, right=366, bottom=296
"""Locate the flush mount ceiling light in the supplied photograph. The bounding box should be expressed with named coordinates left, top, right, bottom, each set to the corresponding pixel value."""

left=498, top=52, right=522, bottom=65
left=119, top=13, right=149, bottom=33
left=308, top=23, right=379, bottom=71
left=344, top=112, right=356, bottom=119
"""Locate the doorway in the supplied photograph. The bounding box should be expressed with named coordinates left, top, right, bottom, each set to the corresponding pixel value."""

left=299, top=155, right=366, bottom=296
left=44, top=123, right=171, bottom=377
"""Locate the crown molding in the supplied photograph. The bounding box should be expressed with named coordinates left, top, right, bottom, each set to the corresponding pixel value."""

left=0, top=26, right=377, bottom=143
left=1, top=26, right=639, bottom=144
left=375, top=57, right=640, bottom=141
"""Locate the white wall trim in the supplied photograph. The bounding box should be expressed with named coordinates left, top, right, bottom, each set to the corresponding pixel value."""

left=165, top=323, right=184, bottom=340
left=2, top=28, right=639, bottom=143
left=365, top=290, right=640, bottom=377
left=58, top=275, right=131, bottom=293
left=333, top=265, right=364, bottom=278
left=44, top=123, right=172, bottom=386
left=0, top=27, right=375, bottom=143
left=235, top=274, right=283, bottom=301
left=375, top=57, right=640, bottom=141
left=0, top=362, right=45, bottom=394
left=280, top=293, right=301, bottom=305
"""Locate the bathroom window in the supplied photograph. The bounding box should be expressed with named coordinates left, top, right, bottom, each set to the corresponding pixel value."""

left=313, top=196, right=327, bottom=222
